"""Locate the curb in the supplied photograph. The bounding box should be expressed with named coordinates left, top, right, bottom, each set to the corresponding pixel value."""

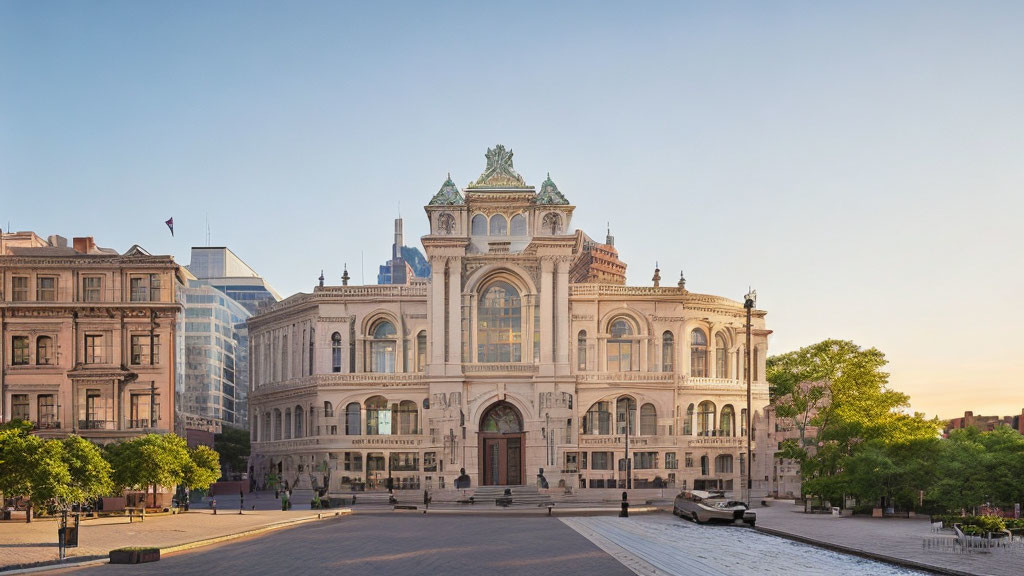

left=754, top=525, right=976, bottom=576
left=0, top=511, right=350, bottom=575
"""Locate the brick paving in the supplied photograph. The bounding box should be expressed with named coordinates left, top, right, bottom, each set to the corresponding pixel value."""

left=51, top=514, right=632, bottom=576
left=754, top=502, right=1023, bottom=576
left=0, top=504, right=328, bottom=571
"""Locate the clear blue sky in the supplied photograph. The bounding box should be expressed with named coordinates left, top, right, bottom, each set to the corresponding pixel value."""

left=2, top=1, right=1022, bottom=418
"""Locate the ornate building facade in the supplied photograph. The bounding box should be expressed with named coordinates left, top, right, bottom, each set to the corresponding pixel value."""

left=247, top=146, right=770, bottom=495
left=0, top=232, right=186, bottom=443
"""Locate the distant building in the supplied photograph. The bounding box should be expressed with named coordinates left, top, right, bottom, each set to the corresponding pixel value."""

left=0, top=230, right=188, bottom=443
left=179, top=247, right=276, bottom=431
left=377, top=218, right=430, bottom=285
left=945, top=409, right=1024, bottom=436
left=569, top=228, right=627, bottom=285
left=187, top=247, right=281, bottom=315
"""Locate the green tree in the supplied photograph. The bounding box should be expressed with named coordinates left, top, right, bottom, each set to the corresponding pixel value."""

left=213, top=425, right=250, bottom=477
left=62, top=435, right=113, bottom=505
left=0, top=427, right=72, bottom=522
left=183, top=445, right=221, bottom=492
left=109, top=434, right=190, bottom=508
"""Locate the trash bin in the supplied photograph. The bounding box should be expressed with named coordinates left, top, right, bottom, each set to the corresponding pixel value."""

left=63, top=525, right=79, bottom=547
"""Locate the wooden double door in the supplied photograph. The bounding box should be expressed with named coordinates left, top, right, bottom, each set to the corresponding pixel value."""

left=480, top=434, right=524, bottom=486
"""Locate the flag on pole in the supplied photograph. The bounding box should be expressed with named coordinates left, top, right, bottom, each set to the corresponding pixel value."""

left=165, top=218, right=174, bottom=236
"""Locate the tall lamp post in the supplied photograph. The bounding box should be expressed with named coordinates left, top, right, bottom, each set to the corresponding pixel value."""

left=744, top=289, right=756, bottom=505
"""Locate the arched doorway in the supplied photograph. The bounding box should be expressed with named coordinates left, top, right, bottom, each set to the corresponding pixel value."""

left=478, top=402, right=524, bottom=486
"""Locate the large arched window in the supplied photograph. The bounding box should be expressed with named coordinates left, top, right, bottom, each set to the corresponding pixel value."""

left=480, top=402, right=523, bottom=433
left=715, top=454, right=734, bottom=474
left=697, top=401, right=716, bottom=437
left=720, top=405, right=735, bottom=437
left=489, top=214, right=507, bottom=235
left=700, top=455, right=709, bottom=476
left=331, top=332, right=342, bottom=373
left=577, top=330, right=587, bottom=371
left=284, top=408, right=292, bottom=439
left=640, top=403, right=657, bottom=436
left=583, top=401, right=611, bottom=435
left=395, top=400, right=418, bottom=435
left=690, top=328, right=708, bottom=377
left=264, top=411, right=272, bottom=441
left=416, top=331, right=427, bottom=372
left=345, top=402, right=360, bottom=435
left=308, top=328, right=315, bottom=375
left=324, top=401, right=334, bottom=418
left=471, top=214, right=488, bottom=235
left=477, top=281, right=522, bottom=362
left=662, top=331, right=674, bottom=372
left=715, top=334, right=728, bottom=378
left=365, top=396, right=389, bottom=435
left=294, top=405, right=304, bottom=438
left=684, top=403, right=694, bottom=435
left=36, top=336, right=53, bottom=365
left=369, top=320, right=397, bottom=373
left=509, top=214, right=526, bottom=235
left=607, top=318, right=635, bottom=372
left=616, top=396, right=636, bottom=435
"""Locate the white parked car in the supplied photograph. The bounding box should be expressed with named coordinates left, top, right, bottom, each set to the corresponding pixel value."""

left=673, top=490, right=756, bottom=526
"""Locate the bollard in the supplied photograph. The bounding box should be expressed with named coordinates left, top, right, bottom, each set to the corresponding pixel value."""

left=212, top=499, right=217, bottom=515
left=619, top=491, right=629, bottom=518
left=240, top=490, right=244, bottom=515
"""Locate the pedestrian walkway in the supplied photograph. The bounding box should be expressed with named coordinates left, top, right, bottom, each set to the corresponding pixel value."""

left=754, top=502, right=1020, bottom=576
left=562, top=514, right=925, bottom=576
left=0, top=508, right=340, bottom=572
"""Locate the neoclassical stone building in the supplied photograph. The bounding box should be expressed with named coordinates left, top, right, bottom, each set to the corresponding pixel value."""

left=248, top=146, right=770, bottom=495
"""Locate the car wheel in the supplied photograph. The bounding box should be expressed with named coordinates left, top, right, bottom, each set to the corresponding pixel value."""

left=692, top=512, right=703, bottom=524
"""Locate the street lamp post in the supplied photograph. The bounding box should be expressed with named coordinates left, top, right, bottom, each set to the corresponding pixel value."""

left=744, top=289, right=756, bottom=505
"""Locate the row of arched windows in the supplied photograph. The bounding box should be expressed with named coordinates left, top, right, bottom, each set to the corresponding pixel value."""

left=327, top=323, right=428, bottom=374
left=257, top=397, right=422, bottom=442
left=682, top=401, right=746, bottom=437
left=580, top=398, right=746, bottom=438
left=471, top=213, right=528, bottom=236
left=10, top=335, right=53, bottom=365
left=577, top=321, right=758, bottom=378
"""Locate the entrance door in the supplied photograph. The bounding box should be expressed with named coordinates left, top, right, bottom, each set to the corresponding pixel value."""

left=483, top=436, right=522, bottom=485
left=478, top=402, right=525, bottom=486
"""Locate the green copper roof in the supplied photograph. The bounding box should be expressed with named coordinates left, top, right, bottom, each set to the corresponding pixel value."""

left=468, top=144, right=529, bottom=188
left=429, top=174, right=465, bottom=205
left=536, top=172, right=569, bottom=205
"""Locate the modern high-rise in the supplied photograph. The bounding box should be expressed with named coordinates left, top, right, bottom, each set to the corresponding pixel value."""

left=187, top=247, right=281, bottom=315
left=377, top=218, right=430, bottom=285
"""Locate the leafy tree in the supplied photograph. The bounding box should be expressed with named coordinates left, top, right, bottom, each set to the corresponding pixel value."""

left=0, top=427, right=72, bottom=522
left=62, top=435, right=113, bottom=505
left=183, top=445, right=221, bottom=492
left=109, top=434, right=190, bottom=507
left=213, top=425, right=250, bottom=477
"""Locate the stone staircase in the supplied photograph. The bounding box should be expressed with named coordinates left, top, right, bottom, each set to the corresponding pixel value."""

left=469, top=485, right=555, bottom=508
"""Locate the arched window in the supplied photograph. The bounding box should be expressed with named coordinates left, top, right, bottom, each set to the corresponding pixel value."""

left=640, top=403, right=657, bottom=436
left=264, top=411, right=272, bottom=441
left=252, top=414, right=259, bottom=441
left=690, top=328, right=708, bottom=377
left=700, top=455, right=709, bottom=476
left=720, top=405, right=735, bottom=437
left=284, top=408, right=292, bottom=439
left=684, top=403, right=694, bottom=435
left=345, top=402, right=360, bottom=435
left=697, top=401, right=716, bottom=437
left=395, top=400, right=418, bottom=435
left=273, top=409, right=282, bottom=440
left=324, top=401, right=334, bottom=418
left=607, top=318, right=635, bottom=372
left=480, top=403, right=522, bottom=433
left=583, top=401, right=611, bottom=435
left=715, top=454, right=734, bottom=474
left=471, top=214, right=487, bottom=235
left=616, top=396, right=636, bottom=435
left=577, top=330, right=587, bottom=371
left=741, top=408, right=748, bottom=437
left=542, top=212, right=561, bottom=234
left=294, top=405, right=304, bottom=438
left=369, top=320, right=397, bottom=373
left=416, top=331, right=427, bottom=372
left=489, top=214, right=507, bottom=235
left=509, top=214, right=526, bottom=235
left=308, top=328, right=315, bottom=375
left=662, top=331, right=674, bottom=372
left=477, top=281, right=522, bottom=362
left=715, top=334, right=728, bottom=378
left=331, top=332, right=344, bottom=373
left=365, top=396, right=389, bottom=435
left=36, top=336, right=53, bottom=365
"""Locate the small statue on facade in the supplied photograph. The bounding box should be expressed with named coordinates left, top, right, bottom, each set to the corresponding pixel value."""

left=455, top=468, right=471, bottom=489
left=537, top=468, right=549, bottom=489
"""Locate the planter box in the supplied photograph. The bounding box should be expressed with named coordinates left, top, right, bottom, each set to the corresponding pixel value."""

left=109, top=548, right=160, bottom=564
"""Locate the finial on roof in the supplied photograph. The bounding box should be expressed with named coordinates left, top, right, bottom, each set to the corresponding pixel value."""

left=537, top=172, right=569, bottom=205
left=678, top=270, right=686, bottom=289
left=652, top=263, right=661, bottom=288
left=342, top=264, right=350, bottom=286
left=429, top=174, right=465, bottom=205
left=319, top=270, right=325, bottom=288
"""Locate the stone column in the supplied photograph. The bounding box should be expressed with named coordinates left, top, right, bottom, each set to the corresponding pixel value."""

left=540, top=258, right=554, bottom=365
left=430, top=258, right=446, bottom=365
left=448, top=259, right=461, bottom=367
left=555, top=259, right=570, bottom=366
